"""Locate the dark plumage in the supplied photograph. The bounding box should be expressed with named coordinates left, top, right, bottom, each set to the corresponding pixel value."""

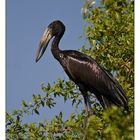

left=36, top=20, right=128, bottom=115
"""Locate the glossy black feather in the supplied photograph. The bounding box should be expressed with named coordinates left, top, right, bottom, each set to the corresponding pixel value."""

left=58, top=50, right=128, bottom=110
left=36, top=20, right=128, bottom=111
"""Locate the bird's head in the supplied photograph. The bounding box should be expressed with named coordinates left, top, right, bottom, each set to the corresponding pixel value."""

left=35, top=20, right=65, bottom=62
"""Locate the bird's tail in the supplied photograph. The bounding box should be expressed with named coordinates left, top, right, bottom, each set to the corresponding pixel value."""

left=95, top=84, right=129, bottom=111
left=101, top=67, right=129, bottom=111
left=100, top=94, right=128, bottom=111
left=110, top=82, right=129, bottom=111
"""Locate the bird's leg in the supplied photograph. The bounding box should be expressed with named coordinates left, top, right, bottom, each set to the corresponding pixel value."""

left=82, top=94, right=89, bottom=128
left=87, top=96, right=93, bottom=116
left=79, top=86, right=90, bottom=127
left=81, top=88, right=92, bottom=117
left=83, top=91, right=93, bottom=116
left=83, top=94, right=89, bottom=117
left=79, top=86, right=90, bottom=117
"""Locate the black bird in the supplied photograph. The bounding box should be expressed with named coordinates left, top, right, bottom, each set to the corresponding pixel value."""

left=36, top=20, right=128, bottom=115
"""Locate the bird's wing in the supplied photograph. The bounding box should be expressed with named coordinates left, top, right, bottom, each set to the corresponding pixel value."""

left=62, top=50, right=128, bottom=109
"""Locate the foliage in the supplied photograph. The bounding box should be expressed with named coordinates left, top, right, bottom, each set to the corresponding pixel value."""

left=81, top=0, right=134, bottom=109
left=85, top=107, right=133, bottom=140
left=6, top=0, right=134, bottom=139
left=81, top=0, right=134, bottom=139
left=6, top=80, right=84, bottom=139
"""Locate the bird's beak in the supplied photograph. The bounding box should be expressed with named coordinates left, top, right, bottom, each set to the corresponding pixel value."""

left=35, top=28, right=52, bottom=62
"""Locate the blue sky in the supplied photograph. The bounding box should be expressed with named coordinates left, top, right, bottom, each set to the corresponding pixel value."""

left=7, top=0, right=88, bottom=121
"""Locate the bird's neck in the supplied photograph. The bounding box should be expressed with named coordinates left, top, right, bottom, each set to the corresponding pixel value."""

left=51, top=34, right=62, bottom=60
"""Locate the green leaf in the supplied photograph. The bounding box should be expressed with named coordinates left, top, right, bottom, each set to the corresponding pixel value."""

left=22, top=100, right=28, bottom=107
left=34, top=109, right=39, bottom=115
left=41, top=100, right=44, bottom=107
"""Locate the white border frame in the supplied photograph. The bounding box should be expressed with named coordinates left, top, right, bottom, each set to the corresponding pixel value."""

left=0, top=0, right=5, bottom=139
left=135, top=0, right=140, bottom=140
left=0, top=0, right=138, bottom=139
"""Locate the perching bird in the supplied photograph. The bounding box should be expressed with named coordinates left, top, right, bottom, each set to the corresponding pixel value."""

left=36, top=20, right=128, bottom=115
